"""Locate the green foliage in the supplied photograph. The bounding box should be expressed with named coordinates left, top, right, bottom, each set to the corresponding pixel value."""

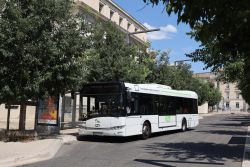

left=189, top=79, right=221, bottom=106
left=0, top=0, right=88, bottom=103
left=146, top=50, right=193, bottom=90
left=145, top=50, right=221, bottom=106
left=85, top=21, right=150, bottom=83
left=143, top=0, right=250, bottom=103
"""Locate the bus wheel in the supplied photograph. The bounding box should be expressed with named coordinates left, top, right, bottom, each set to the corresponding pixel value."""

left=181, top=119, right=187, bottom=132
left=142, top=122, right=151, bottom=139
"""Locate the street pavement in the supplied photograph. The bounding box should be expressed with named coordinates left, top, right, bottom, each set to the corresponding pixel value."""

left=0, top=129, right=77, bottom=167
left=22, top=112, right=250, bottom=167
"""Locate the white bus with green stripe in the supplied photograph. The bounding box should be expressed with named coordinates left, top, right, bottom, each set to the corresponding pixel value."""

left=78, top=82, right=198, bottom=139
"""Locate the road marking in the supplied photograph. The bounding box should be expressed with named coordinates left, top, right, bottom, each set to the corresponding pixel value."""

left=242, top=114, right=250, bottom=167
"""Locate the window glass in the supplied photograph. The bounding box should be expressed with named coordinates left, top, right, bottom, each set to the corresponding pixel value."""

left=138, top=94, right=154, bottom=115
left=99, top=3, right=104, bottom=13
left=127, top=23, right=131, bottom=30
left=176, top=97, right=182, bottom=114
left=110, top=10, right=114, bottom=19
left=236, top=102, right=239, bottom=108
left=236, top=93, right=240, bottom=99
left=176, top=97, right=197, bottom=114
left=130, top=94, right=197, bottom=115
left=153, top=96, right=159, bottom=114
left=119, top=17, right=123, bottom=25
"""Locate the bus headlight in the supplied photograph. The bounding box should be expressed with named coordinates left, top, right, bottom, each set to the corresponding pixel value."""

left=111, top=126, right=125, bottom=130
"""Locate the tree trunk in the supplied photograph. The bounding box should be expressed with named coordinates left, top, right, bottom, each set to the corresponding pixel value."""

left=6, top=105, right=11, bottom=131
left=19, top=103, right=26, bottom=131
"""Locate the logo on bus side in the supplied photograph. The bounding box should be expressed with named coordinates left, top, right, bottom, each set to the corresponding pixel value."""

left=95, top=119, right=100, bottom=123
left=95, top=119, right=100, bottom=127
left=134, top=85, right=139, bottom=91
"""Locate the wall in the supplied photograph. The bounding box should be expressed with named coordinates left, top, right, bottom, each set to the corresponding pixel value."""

left=0, top=104, right=36, bottom=130
left=198, top=102, right=208, bottom=114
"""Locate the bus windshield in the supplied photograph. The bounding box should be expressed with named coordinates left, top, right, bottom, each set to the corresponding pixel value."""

left=87, top=94, right=126, bottom=118
left=80, top=83, right=126, bottom=119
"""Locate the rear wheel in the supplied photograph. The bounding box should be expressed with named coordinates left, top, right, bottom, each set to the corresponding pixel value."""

left=142, top=122, right=151, bottom=139
left=181, top=119, right=187, bottom=132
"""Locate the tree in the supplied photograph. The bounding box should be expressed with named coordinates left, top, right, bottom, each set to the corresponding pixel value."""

left=146, top=50, right=193, bottom=90
left=0, top=0, right=89, bottom=130
left=145, top=50, right=221, bottom=106
left=143, top=0, right=250, bottom=103
left=85, top=21, right=150, bottom=83
left=189, top=78, right=208, bottom=106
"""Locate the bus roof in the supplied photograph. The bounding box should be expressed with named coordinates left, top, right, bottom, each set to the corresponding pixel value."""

left=124, top=83, right=198, bottom=99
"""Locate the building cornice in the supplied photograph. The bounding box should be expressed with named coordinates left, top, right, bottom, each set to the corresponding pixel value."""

left=106, top=0, right=148, bottom=31
left=75, top=1, right=149, bottom=46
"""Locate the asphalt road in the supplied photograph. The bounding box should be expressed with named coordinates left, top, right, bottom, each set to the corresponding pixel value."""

left=23, top=113, right=249, bottom=167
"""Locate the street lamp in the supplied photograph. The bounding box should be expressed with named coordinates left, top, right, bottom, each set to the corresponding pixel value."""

left=174, top=59, right=193, bottom=67
left=126, top=28, right=160, bottom=44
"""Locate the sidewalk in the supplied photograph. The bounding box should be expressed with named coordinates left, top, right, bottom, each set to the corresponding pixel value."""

left=0, top=128, right=78, bottom=167
left=199, top=110, right=250, bottom=119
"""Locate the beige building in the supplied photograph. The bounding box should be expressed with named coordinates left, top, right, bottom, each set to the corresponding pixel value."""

left=194, top=72, right=249, bottom=112
left=76, top=0, right=148, bottom=45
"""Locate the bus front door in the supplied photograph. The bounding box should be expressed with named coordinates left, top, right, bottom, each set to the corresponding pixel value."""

left=158, top=100, right=177, bottom=128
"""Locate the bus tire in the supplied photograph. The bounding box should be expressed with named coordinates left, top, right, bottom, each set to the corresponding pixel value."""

left=142, top=121, right=151, bottom=139
left=181, top=119, right=187, bottom=132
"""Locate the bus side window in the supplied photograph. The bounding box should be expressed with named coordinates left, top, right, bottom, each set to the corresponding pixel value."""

left=158, top=96, right=166, bottom=115
left=175, top=97, right=182, bottom=114
left=168, top=101, right=176, bottom=115
left=138, top=93, right=153, bottom=115
left=153, top=96, right=159, bottom=114
left=130, top=93, right=139, bottom=115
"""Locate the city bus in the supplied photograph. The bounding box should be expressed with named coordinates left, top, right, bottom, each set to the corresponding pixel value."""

left=78, top=82, right=198, bottom=139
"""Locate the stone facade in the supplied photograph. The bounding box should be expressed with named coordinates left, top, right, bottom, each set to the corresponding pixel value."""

left=76, top=0, right=148, bottom=44
left=194, top=72, right=249, bottom=112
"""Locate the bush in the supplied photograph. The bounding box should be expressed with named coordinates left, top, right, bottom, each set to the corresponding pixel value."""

left=1, top=130, right=38, bottom=142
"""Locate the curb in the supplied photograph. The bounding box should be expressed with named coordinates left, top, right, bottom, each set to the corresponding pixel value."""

left=0, top=135, right=77, bottom=167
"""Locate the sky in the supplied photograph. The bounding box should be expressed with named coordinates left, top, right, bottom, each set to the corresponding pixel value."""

left=113, top=0, right=210, bottom=73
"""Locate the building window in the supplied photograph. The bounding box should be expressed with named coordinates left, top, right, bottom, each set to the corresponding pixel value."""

left=226, top=102, right=230, bottom=108
left=226, top=92, right=229, bottom=99
left=236, top=92, right=240, bottom=99
left=110, top=10, right=114, bottom=19
left=226, top=83, right=230, bottom=89
left=99, top=2, right=104, bottom=13
left=236, top=102, right=239, bottom=108
left=127, top=22, right=131, bottom=30
left=119, top=17, right=123, bottom=26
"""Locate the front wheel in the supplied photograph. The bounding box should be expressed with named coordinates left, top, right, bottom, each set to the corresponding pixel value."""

left=181, top=120, right=187, bottom=132
left=142, top=122, right=151, bottom=139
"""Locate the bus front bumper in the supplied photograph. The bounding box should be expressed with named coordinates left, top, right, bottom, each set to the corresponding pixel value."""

left=78, top=127, right=126, bottom=137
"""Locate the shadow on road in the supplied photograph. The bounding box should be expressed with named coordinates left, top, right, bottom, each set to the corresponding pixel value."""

left=76, top=129, right=190, bottom=143
left=204, top=122, right=250, bottom=127
left=134, top=159, right=224, bottom=167
left=195, top=129, right=247, bottom=136
left=139, top=141, right=244, bottom=166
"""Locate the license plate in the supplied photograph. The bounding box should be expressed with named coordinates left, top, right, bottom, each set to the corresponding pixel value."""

left=93, top=132, right=103, bottom=136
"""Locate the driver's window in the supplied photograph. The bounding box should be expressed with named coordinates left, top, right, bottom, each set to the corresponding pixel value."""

left=79, top=96, right=87, bottom=120
left=130, top=93, right=139, bottom=115
left=90, top=97, right=95, bottom=111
